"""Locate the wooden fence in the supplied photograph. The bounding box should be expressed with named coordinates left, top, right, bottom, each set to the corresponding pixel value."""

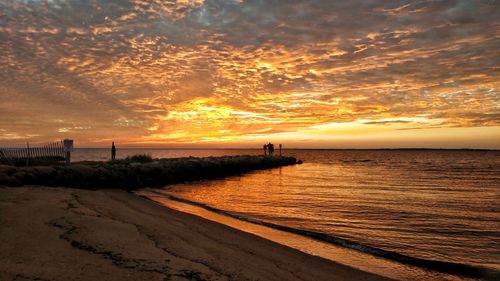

left=0, top=141, right=66, bottom=165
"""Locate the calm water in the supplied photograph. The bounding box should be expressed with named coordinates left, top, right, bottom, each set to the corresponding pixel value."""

left=71, top=148, right=263, bottom=162
left=77, top=148, right=500, bottom=279
left=151, top=149, right=498, bottom=279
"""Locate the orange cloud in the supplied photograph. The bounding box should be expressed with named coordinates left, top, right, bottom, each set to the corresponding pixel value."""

left=0, top=0, right=499, bottom=148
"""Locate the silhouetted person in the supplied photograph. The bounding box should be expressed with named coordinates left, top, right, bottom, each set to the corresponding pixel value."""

left=111, top=142, right=116, bottom=160
left=268, top=142, right=274, bottom=156
left=263, top=144, right=267, bottom=155
left=279, top=144, right=282, bottom=157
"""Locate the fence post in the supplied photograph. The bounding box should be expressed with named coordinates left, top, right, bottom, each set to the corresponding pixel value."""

left=60, top=141, right=64, bottom=158
left=50, top=143, right=54, bottom=158
left=63, top=139, right=74, bottom=164
left=26, top=142, right=30, bottom=166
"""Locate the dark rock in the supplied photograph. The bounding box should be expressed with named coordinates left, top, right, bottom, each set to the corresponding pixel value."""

left=0, top=155, right=301, bottom=190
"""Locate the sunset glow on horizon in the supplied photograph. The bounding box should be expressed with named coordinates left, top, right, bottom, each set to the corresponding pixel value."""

left=1, top=0, right=499, bottom=148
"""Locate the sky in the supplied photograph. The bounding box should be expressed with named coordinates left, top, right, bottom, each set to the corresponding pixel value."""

left=0, top=0, right=499, bottom=148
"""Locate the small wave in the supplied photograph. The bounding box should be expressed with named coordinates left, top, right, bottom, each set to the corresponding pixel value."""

left=340, top=159, right=373, bottom=163
left=143, top=190, right=499, bottom=280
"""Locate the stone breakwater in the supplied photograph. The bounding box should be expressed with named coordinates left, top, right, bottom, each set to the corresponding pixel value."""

left=0, top=155, right=301, bottom=190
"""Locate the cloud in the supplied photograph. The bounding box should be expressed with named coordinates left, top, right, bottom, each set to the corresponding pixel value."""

left=0, top=0, right=498, bottom=145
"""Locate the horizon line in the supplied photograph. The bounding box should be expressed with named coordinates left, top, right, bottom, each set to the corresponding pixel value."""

left=71, top=147, right=498, bottom=151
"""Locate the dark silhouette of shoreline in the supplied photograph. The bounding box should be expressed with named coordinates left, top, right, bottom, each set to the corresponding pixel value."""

left=0, top=155, right=301, bottom=190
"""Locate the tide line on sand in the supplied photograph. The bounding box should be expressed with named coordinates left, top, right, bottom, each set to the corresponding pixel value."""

left=143, top=191, right=497, bottom=280
left=0, top=186, right=389, bottom=281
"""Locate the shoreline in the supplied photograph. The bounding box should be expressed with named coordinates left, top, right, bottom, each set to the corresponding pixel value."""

left=140, top=190, right=489, bottom=281
left=0, top=186, right=389, bottom=281
left=0, top=155, right=300, bottom=189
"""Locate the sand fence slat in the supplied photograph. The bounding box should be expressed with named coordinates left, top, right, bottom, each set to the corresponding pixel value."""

left=0, top=141, right=71, bottom=163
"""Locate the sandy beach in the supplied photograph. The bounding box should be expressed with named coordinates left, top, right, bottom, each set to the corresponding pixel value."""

left=0, top=186, right=389, bottom=281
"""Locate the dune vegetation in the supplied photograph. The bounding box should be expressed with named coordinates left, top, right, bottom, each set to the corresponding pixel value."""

left=0, top=155, right=301, bottom=190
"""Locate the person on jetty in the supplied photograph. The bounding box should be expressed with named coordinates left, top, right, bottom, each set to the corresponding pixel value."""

left=111, top=142, right=116, bottom=160
left=263, top=144, right=268, bottom=155
left=267, top=142, right=274, bottom=156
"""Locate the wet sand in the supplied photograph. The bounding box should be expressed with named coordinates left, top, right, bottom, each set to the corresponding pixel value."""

left=0, top=186, right=389, bottom=281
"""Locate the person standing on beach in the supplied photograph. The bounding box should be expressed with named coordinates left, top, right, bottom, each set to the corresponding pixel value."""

left=111, top=142, right=116, bottom=160
left=263, top=144, right=267, bottom=155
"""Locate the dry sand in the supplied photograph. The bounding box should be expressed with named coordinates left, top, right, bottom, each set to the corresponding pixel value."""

left=0, top=186, right=389, bottom=281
